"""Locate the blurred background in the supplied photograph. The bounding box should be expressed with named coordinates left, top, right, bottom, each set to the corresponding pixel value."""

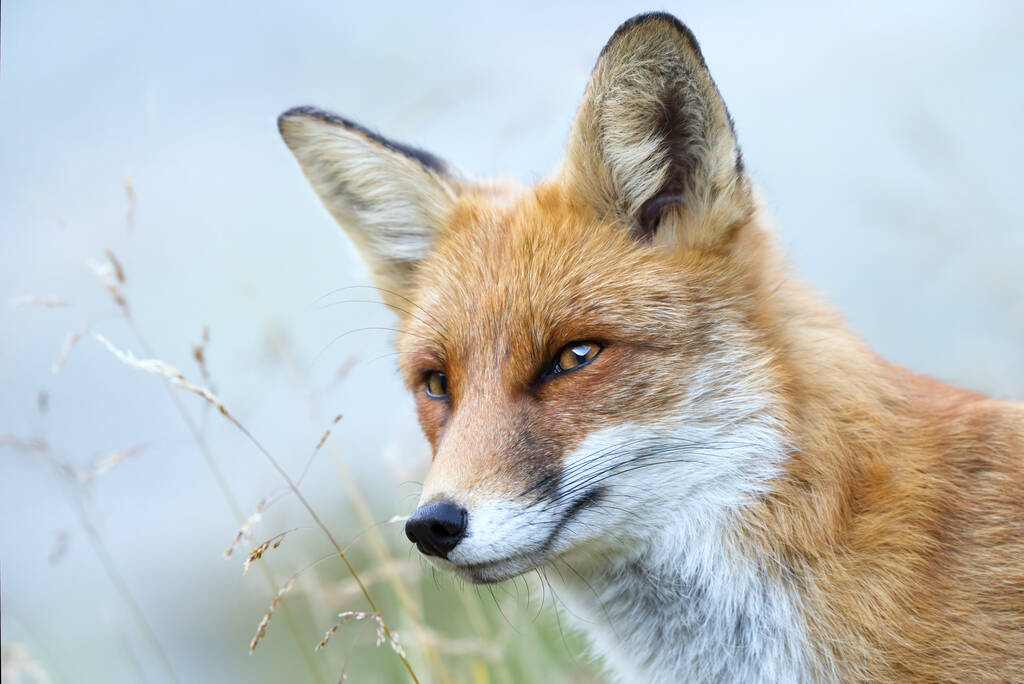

left=2, top=1, right=1022, bottom=682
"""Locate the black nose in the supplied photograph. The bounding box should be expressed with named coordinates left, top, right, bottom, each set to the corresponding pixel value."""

left=405, top=502, right=468, bottom=558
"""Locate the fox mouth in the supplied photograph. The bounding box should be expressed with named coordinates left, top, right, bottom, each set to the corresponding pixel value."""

left=453, top=553, right=545, bottom=584
left=445, top=487, right=606, bottom=584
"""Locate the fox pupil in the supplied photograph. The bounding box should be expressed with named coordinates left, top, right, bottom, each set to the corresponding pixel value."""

left=557, top=342, right=600, bottom=373
left=425, top=371, right=448, bottom=398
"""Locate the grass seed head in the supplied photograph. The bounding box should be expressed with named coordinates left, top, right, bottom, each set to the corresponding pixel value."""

left=315, top=624, right=339, bottom=651
left=242, top=529, right=298, bottom=574
left=88, top=258, right=128, bottom=312
left=224, top=497, right=267, bottom=559
left=123, top=170, right=135, bottom=229
left=243, top=542, right=271, bottom=575
left=248, top=577, right=296, bottom=654
left=104, top=250, right=125, bottom=283
left=81, top=445, right=145, bottom=483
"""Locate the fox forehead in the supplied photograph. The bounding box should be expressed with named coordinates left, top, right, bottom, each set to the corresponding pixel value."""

left=395, top=183, right=723, bottom=388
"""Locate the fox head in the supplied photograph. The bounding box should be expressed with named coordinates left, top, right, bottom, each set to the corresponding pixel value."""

left=280, top=13, right=790, bottom=583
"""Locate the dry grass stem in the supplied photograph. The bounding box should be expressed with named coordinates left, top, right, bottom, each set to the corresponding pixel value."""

left=94, top=334, right=226, bottom=413
left=80, top=445, right=145, bottom=483
left=0, top=435, right=179, bottom=682
left=48, top=530, right=70, bottom=566
left=86, top=250, right=318, bottom=677
left=227, top=412, right=342, bottom=559
left=11, top=295, right=68, bottom=308
left=104, top=250, right=125, bottom=283
left=339, top=611, right=371, bottom=621
left=267, top=327, right=441, bottom=681
left=0, top=435, right=75, bottom=480
left=232, top=411, right=344, bottom=560
left=52, top=325, right=89, bottom=374
left=191, top=326, right=215, bottom=390
left=0, top=434, right=45, bottom=453
left=87, top=258, right=128, bottom=312
left=296, top=413, right=343, bottom=485
left=224, top=496, right=268, bottom=558
left=249, top=551, right=336, bottom=652
left=374, top=613, right=406, bottom=658
left=310, top=560, right=419, bottom=606
left=123, top=171, right=135, bottom=229
left=413, top=628, right=503, bottom=660
left=334, top=354, right=359, bottom=384
left=316, top=414, right=343, bottom=450
left=314, top=611, right=405, bottom=658
left=97, top=328, right=417, bottom=681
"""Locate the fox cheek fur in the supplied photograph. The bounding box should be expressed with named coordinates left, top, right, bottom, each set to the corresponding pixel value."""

left=280, top=12, right=1024, bottom=683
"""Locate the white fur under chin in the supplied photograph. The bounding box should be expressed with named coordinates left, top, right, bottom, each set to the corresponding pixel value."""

left=553, top=511, right=813, bottom=683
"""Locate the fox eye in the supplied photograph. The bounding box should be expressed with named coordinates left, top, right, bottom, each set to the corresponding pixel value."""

left=424, top=370, right=449, bottom=399
left=554, top=342, right=602, bottom=374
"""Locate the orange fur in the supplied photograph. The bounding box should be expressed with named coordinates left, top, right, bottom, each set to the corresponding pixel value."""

left=388, top=180, right=1024, bottom=678
left=281, top=12, right=1024, bottom=680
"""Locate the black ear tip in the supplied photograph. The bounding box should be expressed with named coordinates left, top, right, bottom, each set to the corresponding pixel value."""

left=278, top=105, right=347, bottom=135
left=276, top=105, right=450, bottom=175
left=276, top=106, right=365, bottom=145
left=600, top=12, right=704, bottom=63
left=279, top=104, right=319, bottom=120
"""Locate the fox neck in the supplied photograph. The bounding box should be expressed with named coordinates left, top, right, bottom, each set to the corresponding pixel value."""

left=555, top=518, right=814, bottom=683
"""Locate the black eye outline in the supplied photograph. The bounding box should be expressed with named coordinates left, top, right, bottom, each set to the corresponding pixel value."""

left=423, top=370, right=449, bottom=399
left=540, top=341, right=604, bottom=383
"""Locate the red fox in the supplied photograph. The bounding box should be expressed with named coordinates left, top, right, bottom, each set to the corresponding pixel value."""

left=279, top=12, right=1024, bottom=682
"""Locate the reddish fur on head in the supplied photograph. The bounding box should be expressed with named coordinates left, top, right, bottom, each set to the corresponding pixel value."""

left=280, top=12, right=1024, bottom=681
left=394, top=182, right=779, bottom=506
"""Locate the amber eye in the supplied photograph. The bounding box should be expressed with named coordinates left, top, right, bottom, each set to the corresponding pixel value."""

left=555, top=342, right=601, bottom=374
left=425, top=370, right=449, bottom=399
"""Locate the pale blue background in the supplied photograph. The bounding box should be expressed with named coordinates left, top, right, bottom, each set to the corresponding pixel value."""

left=2, top=1, right=1022, bottom=682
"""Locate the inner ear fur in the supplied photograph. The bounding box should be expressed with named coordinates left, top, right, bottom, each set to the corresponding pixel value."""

left=278, top=106, right=460, bottom=297
left=562, top=12, right=753, bottom=249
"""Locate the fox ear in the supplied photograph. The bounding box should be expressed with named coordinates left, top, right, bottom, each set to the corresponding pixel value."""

left=563, top=13, right=752, bottom=248
left=278, top=107, right=459, bottom=294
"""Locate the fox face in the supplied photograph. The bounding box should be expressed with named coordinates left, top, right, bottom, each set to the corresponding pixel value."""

left=279, top=14, right=786, bottom=585
left=391, top=191, right=790, bottom=585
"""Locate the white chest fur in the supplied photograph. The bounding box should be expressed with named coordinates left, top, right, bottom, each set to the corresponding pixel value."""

left=555, top=523, right=815, bottom=683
